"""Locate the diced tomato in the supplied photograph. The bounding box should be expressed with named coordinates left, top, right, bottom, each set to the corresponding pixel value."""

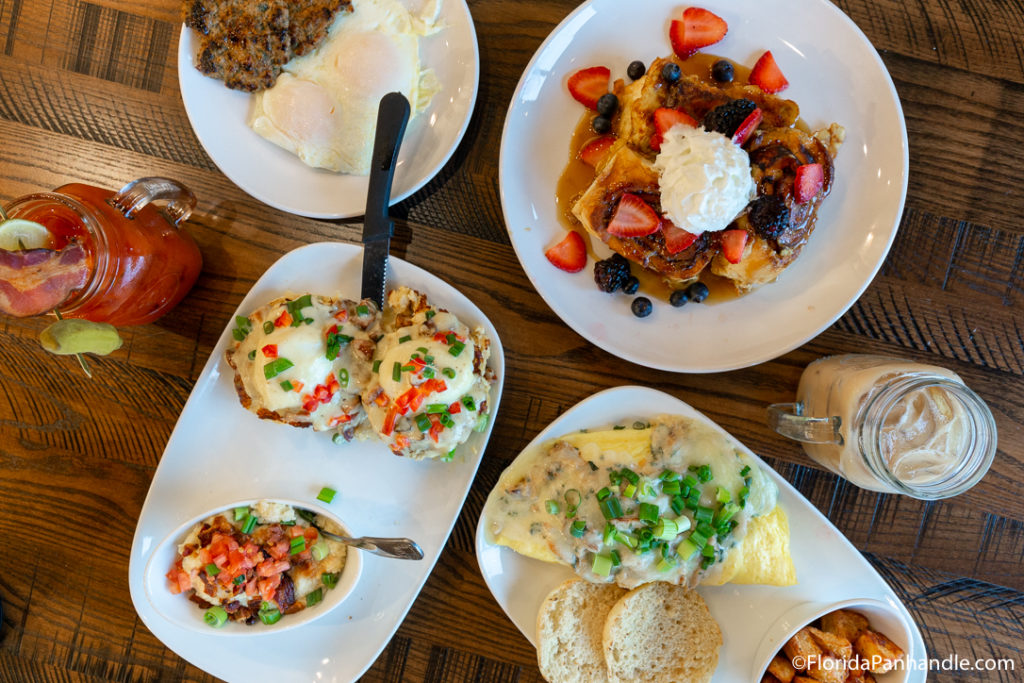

left=448, top=401, right=462, bottom=415
left=267, top=539, right=290, bottom=561
left=302, top=395, right=319, bottom=413
left=261, top=344, right=278, bottom=359
left=373, top=390, right=389, bottom=407
left=274, top=310, right=293, bottom=327
left=304, top=527, right=319, bottom=544
left=382, top=405, right=400, bottom=436
left=391, top=434, right=411, bottom=453
left=327, top=324, right=338, bottom=337
left=326, top=373, right=340, bottom=393
left=258, top=575, right=280, bottom=603
left=245, top=578, right=258, bottom=598
left=198, top=547, right=211, bottom=565
left=288, top=525, right=304, bottom=538
left=333, top=308, right=348, bottom=322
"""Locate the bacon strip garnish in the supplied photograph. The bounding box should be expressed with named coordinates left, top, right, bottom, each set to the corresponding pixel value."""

left=0, top=242, right=90, bottom=317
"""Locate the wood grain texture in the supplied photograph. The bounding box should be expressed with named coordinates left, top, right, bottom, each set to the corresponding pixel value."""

left=1, top=0, right=1023, bottom=681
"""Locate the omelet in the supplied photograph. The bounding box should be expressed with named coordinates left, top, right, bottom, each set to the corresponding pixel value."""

left=248, top=0, right=442, bottom=174
left=482, top=415, right=795, bottom=589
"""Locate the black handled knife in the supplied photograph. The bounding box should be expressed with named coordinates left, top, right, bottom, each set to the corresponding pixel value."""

left=361, top=92, right=411, bottom=310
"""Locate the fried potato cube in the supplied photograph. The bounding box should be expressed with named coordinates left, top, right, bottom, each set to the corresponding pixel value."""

left=793, top=677, right=818, bottom=683
left=807, top=626, right=854, bottom=661
left=761, top=674, right=782, bottom=683
left=768, top=654, right=797, bottom=682
left=806, top=655, right=847, bottom=683
left=854, top=630, right=905, bottom=674
left=821, top=609, right=870, bottom=642
left=784, top=627, right=823, bottom=667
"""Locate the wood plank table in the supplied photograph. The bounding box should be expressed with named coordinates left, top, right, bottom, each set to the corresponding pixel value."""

left=1, top=0, right=1022, bottom=681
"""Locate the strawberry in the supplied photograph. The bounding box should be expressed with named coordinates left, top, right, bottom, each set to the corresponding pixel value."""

left=651, top=108, right=698, bottom=151
left=731, top=107, right=762, bottom=145
left=794, top=163, right=824, bottom=203
left=719, top=229, right=748, bottom=264
left=567, top=66, right=611, bottom=109
left=579, top=135, right=616, bottom=167
left=749, top=50, right=788, bottom=93
left=545, top=230, right=587, bottom=273
left=669, top=7, right=728, bottom=59
left=607, top=194, right=661, bottom=237
left=661, top=219, right=699, bottom=254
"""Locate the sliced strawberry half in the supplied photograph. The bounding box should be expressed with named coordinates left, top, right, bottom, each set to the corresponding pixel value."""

left=651, top=108, right=698, bottom=151
left=607, top=194, right=661, bottom=238
left=545, top=231, right=587, bottom=273
left=661, top=219, right=699, bottom=255
left=794, top=163, right=824, bottom=204
left=567, top=66, right=611, bottom=109
left=579, top=135, right=616, bottom=167
left=669, top=7, right=728, bottom=59
left=731, top=107, right=763, bottom=146
left=719, top=229, right=748, bottom=264
left=749, top=50, right=788, bottom=94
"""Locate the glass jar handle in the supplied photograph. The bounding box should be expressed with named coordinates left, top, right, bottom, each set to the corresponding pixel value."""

left=767, top=403, right=844, bottom=445
left=110, top=177, right=196, bottom=227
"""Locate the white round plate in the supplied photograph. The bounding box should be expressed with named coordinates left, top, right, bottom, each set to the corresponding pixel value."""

left=499, top=0, right=908, bottom=372
left=177, top=0, right=479, bottom=218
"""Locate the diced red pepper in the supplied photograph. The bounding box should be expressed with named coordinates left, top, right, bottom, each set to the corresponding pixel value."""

left=274, top=310, right=293, bottom=327
left=382, top=405, right=400, bottom=436
left=333, top=308, right=348, bottom=322
left=261, top=344, right=278, bottom=359
left=291, top=381, right=304, bottom=393
left=328, top=413, right=351, bottom=427
left=448, top=401, right=462, bottom=414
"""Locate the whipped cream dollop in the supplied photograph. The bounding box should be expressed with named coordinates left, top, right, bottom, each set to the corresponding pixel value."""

left=654, top=126, right=756, bottom=235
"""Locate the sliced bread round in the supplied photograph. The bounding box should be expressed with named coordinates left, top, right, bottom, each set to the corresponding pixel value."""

left=537, top=579, right=629, bottom=683
left=602, top=582, right=722, bottom=683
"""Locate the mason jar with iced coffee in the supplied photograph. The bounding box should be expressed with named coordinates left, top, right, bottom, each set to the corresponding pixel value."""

left=768, top=355, right=996, bottom=499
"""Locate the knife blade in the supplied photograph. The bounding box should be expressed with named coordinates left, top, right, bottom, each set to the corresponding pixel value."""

left=361, top=92, right=411, bottom=309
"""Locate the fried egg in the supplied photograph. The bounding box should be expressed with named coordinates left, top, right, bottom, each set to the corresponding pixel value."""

left=248, top=0, right=442, bottom=174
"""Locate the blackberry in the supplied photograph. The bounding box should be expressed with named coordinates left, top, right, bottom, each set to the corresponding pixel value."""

left=747, top=195, right=791, bottom=240
left=594, top=254, right=631, bottom=293
left=711, top=59, right=734, bottom=83
left=701, top=98, right=757, bottom=138
left=627, top=60, right=646, bottom=80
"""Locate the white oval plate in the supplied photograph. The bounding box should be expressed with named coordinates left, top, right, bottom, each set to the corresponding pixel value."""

left=143, top=498, right=362, bottom=636
left=499, top=0, right=908, bottom=372
left=177, top=0, right=480, bottom=218
left=129, top=242, right=504, bottom=681
left=475, top=386, right=926, bottom=683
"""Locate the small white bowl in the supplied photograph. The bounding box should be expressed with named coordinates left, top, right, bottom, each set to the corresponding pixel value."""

left=753, top=598, right=915, bottom=682
left=143, top=498, right=362, bottom=635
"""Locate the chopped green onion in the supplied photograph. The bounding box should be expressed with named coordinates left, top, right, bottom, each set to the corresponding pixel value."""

left=424, top=310, right=435, bottom=319
left=247, top=349, right=256, bottom=360
left=662, top=480, right=682, bottom=495
left=697, top=464, right=713, bottom=483
left=602, top=523, right=617, bottom=545
left=682, top=474, right=699, bottom=489
left=445, top=332, right=456, bottom=344
left=714, top=502, right=741, bottom=526
left=615, top=530, right=638, bottom=549
left=441, top=413, right=455, bottom=427
left=372, top=360, right=381, bottom=373
left=424, top=355, right=434, bottom=364
left=701, top=555, right=715, bottom=569
left=297, top=508, right=316, bottom=523
left=241, top=514, right=258, bottom=534
left=653, top=518, right=680, bottom=541
left=632, top=421, right=647, bottom=429
left=596, top=487, right=611, bottom=501
left=716, top=487, right=731, bottom=504
left=545, top=499, right=561, bottom=515
left=570, top=520, right=587, bottom=538
left=670, top=495, right=686, bottom=515
left=599, top=496, right=623, bottom=520
left=461, top=395, right=476, bottom=411
left=235, top=315, right=250, bottom=329
left=322, top=572, right=340, bottom=589
left=392, top=362, right=402, bottom=381
left=258, top=602, right=282, bottom=625
left=473, top=413, right=489, bottom=432
left=415, top=414, right=431, bottom=432
left=442, top=367, right=456, bottom=379
left=401, top=364, right=416, bottom=372
left=332, top=433, right=345, bottom=444
left=696, top=521, right=715, bottom=538
left=592, top=553, right=613, bottom=577
left=205, top=563, right=220, bottom=576
left=677, top=538, right=699, bottom=560
left=640, top=481, right=656, bottom=498
left=701, top=544, right=716, bottom=559
left=621, top=483, right=637, bottom=498
left=694, top=506, right=714, bottom=524
left=608, top=471, right=622, bottom=486
left=317, top=487, right=336, bottom=503
left=613, top=425, right=625, bottom=430
left=338, top=368, right=349, bottom=387
left=740, top=465, right=751, bottom=477
left=448, top=341, right=466, bottom=357
left=289, top=536, right=306, bottom=554
left=305, top=587, right=323, bottom=607
left=564, top=489, right=581, bottom=517
left=656, top=556, right=676, bottom=573
left=689, top=530, right=709, bottom=548
left=588, top=461, right=598, bottom=471
left=263, top=357, right=294, bottom=379
left=233, top=506, right=249, bottom=521
left=638, top=503, right=660, bottom=525
left=398, top=335, right=412, bottom=344
left=263, top=321, right=274, bottom=334
left=311, top=539, right=330, bottom=562
left=233, top=575, right=245, bottom=585
left=280, top=380, right=294, bottom=391
left=659, top=469, right=679, bottom=481
left=620, top=468, right=640, bottom=485
left=426, top=403, right=448, bottom=413
left=422, top=368, right=435, bottom=378
left=204, top=605, right=228, bottom=627
left=417, top=347, right=429, bottom=354
left=442, top=448, right=456, bottom=462
left=357, top=304, right=369, bottom=316
left=609, top=550, right=621, bottom=566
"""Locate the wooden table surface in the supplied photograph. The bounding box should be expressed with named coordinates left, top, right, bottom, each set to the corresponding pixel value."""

left=1, top=0, right=1022, bottom=681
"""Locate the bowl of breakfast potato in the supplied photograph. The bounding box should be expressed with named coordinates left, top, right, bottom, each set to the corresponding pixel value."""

left=754, top=599, right=913, bottom=683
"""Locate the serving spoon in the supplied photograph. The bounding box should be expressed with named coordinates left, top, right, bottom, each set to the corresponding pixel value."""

left=299, top=509, right=424, bottom=560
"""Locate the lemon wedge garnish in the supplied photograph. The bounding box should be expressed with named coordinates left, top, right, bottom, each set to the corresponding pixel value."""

left=0, top=218, right=51, bottom=250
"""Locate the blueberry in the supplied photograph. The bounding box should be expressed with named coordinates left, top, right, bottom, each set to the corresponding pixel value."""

left=631, top=297, right=653, bottom=318
left=670, top=289, right=690, bottom=307
left=592, top=115, right=612, bottom=134
left=596, top=93, right=618, bottom=117
left=711, top=59, right=734, bottom=83
left=622, top=276, right=640, bottom=295
left=661, top=62, right=681, bottom=83
left=686, top=281, right=710, bottom=303
left=627, top=60, right=646, bottom=80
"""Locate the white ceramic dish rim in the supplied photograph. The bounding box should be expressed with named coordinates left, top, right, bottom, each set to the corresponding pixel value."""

left=143, top=498, right=363, bottom=636
left=475, top=385, right=926, bottom=683
left=498, top=0, right=909, bottom=373
left=129, top=241, right=505, bottom=682
left=176, top=0, right=481, bottom=218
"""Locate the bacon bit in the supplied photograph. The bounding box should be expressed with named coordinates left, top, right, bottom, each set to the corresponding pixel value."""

left=274, top=310, right=293, bottom=327
left=261, top=344, right=278, bottom=359
left=448, top=401, right=462, bottom=415
left=382, top=405, right=400, bottom=436
left=0, top=241, right=90, bottom=317
left=333, top=308, right=348, bottom=322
